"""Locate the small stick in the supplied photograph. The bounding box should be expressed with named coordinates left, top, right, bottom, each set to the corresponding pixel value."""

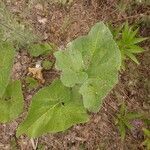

left=30, top=138, right=38, bottom=150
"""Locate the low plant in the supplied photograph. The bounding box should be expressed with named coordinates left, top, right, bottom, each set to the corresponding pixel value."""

left=42, top=60, right=53, bottom=70
left=115, top=102, right=141, bottom=141
left=0, top=2, right=38, bottom=48
left=25, top=77, right=39, bottom=89
left=142, top=128, right=150, bottom=150
left=112, top=22, right=147, bottom=69
left=0, top=22, right=121, bottom=137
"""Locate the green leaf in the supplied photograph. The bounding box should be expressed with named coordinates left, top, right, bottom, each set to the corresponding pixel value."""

left=25, top=77, right=39, bottom=89
left=28, top=43, right=53, bottom=57
left=143, top=139, right=150, bottom=150
left=54, top=47, right=88, bottom=87
left=17, top=80, right=88, bottom=138
left=126, top=53, right=139, bottom=64
left=143, top=128, right=150, bottom=150
left=143, top=128, right=150, bottom=137
left=126, top=112, right=142, bottom=120
left=60, top=69, right=88, bottom=87
left=42, top=60, right=53, bottom=70
left=0, top=42, right=15, bottom=98
left=120, top=102, right=127, bottom=116
left=55, top=22, right=121, bottom=112
left=123, top=119, right=133, bottom=130
left=118, top=121, right=126, bottom=141
left=132, top=37, right=148, bottom=44
left=79, top=22, right=121, bottom=112
left=127, top=45, right=144, bottom=53
left=0, top=80, right=24, bottom=123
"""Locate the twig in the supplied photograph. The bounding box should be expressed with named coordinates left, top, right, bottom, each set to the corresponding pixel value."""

left=30, top=138, right=38, bottom=150
left=112, top=12, right=149, bottom=23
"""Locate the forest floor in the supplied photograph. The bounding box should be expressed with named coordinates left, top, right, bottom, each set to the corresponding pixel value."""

left=0, top=0, right=149, bottom=150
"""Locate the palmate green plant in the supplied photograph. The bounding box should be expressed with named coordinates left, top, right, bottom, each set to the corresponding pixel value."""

left=112, top=22, right=147, bottom=69
left=115, top=102, right=141, bottom=141
left=0, top=21, right=121, bottom=137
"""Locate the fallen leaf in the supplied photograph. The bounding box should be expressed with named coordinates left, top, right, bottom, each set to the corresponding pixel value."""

left=28, top=67, right=45, bottom=84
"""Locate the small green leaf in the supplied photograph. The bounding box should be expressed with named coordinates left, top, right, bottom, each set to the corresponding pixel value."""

left=126, top=53, right=139, bottom=64
left=126, top=113, right=142, bottom=120
left=17, top=80, right=88, bottom=138
left=28, top=43, right=53, bottom=57
left=142, top=128, right=150, bottom=150
left=123, top=119, right=133, bottom=130
left=142, top=138, right=150, bottom=150
left=143, top=128, right=150, bottom=137
left=0, top=80, right=24, bottom=123
left=120, top=102, right=127, bottom=116
left=118, top=121, right=126, bottom=141
left=25, top=77, right=39, bottom=89
left=132, top=37, right=148, bottom=44
left=0, top=41, right=15, bottom=98
left=42, top=60, right=53, bottom=70
left=127, top=45, right=144, bottom=53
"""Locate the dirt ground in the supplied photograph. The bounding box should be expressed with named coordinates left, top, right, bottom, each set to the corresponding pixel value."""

left=0, top=0, right=150, bottom=150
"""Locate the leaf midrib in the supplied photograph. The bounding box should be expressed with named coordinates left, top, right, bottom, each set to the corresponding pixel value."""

left=23, top=101, right=62, bottom=134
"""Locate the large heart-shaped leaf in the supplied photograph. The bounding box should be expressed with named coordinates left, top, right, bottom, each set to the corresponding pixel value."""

left=0, top=80, right=24, bottom=123
left=0, top=42, right=15, bottom=98
left=55, top=22, right=121, bottom=112
left=17, top=80, right=88, bottom=138
left=78, top=22, right=121, bottom=112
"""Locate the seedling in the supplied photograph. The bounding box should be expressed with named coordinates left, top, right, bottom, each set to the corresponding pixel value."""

left=25, top=77, right=39, bottom=89
left=42, top=60, right=53, bottom=70
left=142, top=128, right=150, bottom=150
left=112, top=22, right=147, bottom=69
left=115, top=102, right=141, bottom=141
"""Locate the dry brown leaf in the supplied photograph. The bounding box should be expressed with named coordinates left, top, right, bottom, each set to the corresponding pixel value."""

left=28, top=67, right=45, bottom=84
